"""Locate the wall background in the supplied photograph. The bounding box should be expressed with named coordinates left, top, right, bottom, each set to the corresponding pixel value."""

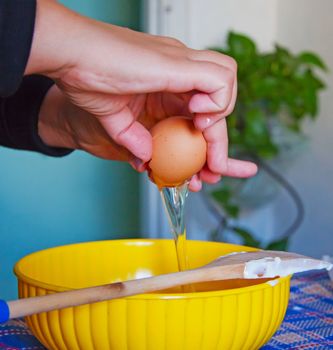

left=275, top=0, right=333, bottom=258
left=0, top=0, right=141, bottom=300
left=188, top=0, right=333, bottom=258
left=62, top=0, right=141, bottom=28
left=143, top=0, right=333, bottom=259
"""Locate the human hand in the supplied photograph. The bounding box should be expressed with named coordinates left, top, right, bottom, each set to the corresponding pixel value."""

left=39, top=85, right=257, bottom=191
left=30, top=0, right=257, bottom=191
left=38, top=85, right=133, bottom=162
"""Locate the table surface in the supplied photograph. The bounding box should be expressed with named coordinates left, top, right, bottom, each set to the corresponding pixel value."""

left=0, top=271, right=332, bottom=350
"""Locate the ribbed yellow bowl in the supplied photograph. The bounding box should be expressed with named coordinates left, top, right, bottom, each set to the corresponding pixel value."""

left=14, top=239, right=290, bottom=350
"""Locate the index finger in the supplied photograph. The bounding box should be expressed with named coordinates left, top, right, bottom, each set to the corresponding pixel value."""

left=163, top=59, right=235, bottom=114
left=189, top=50, right=237, bottom=129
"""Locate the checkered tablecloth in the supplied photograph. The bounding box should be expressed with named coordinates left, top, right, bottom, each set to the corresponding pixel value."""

left=1, top=271, right=332, bottom=350
left=262, top=270, right=333, bottom=349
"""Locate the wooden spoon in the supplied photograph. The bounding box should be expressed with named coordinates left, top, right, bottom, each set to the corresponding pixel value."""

left=1, top=250, right=331, bottom=322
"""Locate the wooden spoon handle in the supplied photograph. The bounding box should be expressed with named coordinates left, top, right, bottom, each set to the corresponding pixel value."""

left=6, top=264, right=242, bottom=320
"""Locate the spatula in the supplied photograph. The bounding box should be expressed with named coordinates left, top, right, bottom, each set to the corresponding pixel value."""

left=1, top=250, right=331, bottom=323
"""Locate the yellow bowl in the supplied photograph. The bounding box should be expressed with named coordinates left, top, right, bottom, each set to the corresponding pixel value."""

left=14, top=239, right=290, bottom=350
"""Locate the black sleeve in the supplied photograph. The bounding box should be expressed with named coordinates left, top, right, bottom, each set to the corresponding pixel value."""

left=0, top=1, right=72, bottom=156
left=0, top=0, right=36, bottom=97
left=0, top=75, right=73, bottom=157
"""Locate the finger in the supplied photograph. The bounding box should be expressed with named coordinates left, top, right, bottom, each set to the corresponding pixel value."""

left=195, top=158, right=257, bottom=191
left=187, top=50, right=237, bottom=128
left=223, top=158, right=258, bottom=178
left=203, top=118, right=257, bottom=178
left=189, top=174, right=202, bottom=192
left=192, top=158, right=257, bottom=191
left=193, top=76, right=237, bottom=130
left=187, top=51, right=236, bottom=115
left=188, top=66, right=234, bottom=114
left=98, top=106, right=152, bottom=162
left=129, top=157, right=148, bottom=172
left=193, top=112, right=224, bottom=131
left=189, top=49, right=237, bottom=72
left=203, top=118, right=228, bottom=174
left=163, top=60, right=235, bottom=111
left=199, top=159, right=258, bottom=181
left=199, top=166, right=221, bottom=184
left=189, top=90, right=232, bottom=114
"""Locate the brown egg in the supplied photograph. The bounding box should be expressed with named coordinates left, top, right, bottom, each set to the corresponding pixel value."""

left=149, top=116, right=207, bottom=188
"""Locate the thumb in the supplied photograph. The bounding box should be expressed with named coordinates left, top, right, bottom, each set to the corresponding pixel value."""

left=98, top=106, right=152, bottom=163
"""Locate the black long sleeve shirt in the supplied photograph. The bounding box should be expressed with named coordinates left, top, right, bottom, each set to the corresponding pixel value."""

left=0, top=0, right=71, bottom=156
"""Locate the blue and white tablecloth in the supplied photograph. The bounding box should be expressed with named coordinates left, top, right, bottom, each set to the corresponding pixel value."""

left=262, top=270, right=333, bottom=349
left=1, top=270, right=332, bottom=350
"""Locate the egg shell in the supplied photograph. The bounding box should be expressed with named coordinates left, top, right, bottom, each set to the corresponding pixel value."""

left=149, top=116, right=207, bottom=187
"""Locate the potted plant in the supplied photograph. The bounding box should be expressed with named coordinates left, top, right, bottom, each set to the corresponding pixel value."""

left=204, top=31, right=327, bottom=250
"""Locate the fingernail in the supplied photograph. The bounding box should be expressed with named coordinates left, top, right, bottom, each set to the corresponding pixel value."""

left=195, top=115, right=223, bottom=131
left=130, top=157, right=144, bottom=171
left=194, top=117, right=211, bottom=131
left=201, top=117, right=213, bottom=128
left=189, top=174, right=202, bottom=192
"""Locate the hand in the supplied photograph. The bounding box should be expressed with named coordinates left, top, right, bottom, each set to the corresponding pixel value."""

left=39, top=86, right=257, bottom=191
left=30, top=1, right=257, bottom=191
left=38, top=85, right=133, bottom=162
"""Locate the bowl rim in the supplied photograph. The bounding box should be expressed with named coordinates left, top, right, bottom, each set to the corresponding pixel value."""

left=14, top=239, right=291, bottom=299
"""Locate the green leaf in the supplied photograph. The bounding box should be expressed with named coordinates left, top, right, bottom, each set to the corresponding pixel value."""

left=296, top=70, right=322, bottom=117
left=303, top=87, right=317, bottom=117
left=244, top=108, right=268, bottom=137
left=265, top=237, right=289, bottom=251
left=311, top=76, right=326, bottom=90
left=224, top=205, right=239, bottom=218
left=257, top=144, right=279, bottom=158
left=251, top=76, right=280, bottom=96
left=211, top=188, right=231, bottom=204
left=298, top=52, right=328, bottom=71
left=232, top=226, right=261, bottom=248
left=227, top=31, right=257, bottom=59
left=275, top=44, right=291, bottom=57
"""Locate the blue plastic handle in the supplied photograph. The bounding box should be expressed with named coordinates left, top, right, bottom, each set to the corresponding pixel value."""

left=0, top=300, right=9, bottom=323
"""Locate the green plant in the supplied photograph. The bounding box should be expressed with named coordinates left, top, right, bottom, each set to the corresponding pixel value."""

left=207, top=31, right=327, bottom=250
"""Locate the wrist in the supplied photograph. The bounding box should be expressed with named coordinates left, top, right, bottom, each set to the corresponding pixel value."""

left=38, top=85, right=76, bottom=149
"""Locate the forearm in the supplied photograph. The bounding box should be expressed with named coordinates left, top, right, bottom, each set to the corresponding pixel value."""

left=25, top=0, right=90, bottom=79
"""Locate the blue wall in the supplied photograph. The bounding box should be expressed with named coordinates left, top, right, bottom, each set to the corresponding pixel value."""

left=61, top=0, right=141, bottom=28
left=0, top=0, right=141, bottom=300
